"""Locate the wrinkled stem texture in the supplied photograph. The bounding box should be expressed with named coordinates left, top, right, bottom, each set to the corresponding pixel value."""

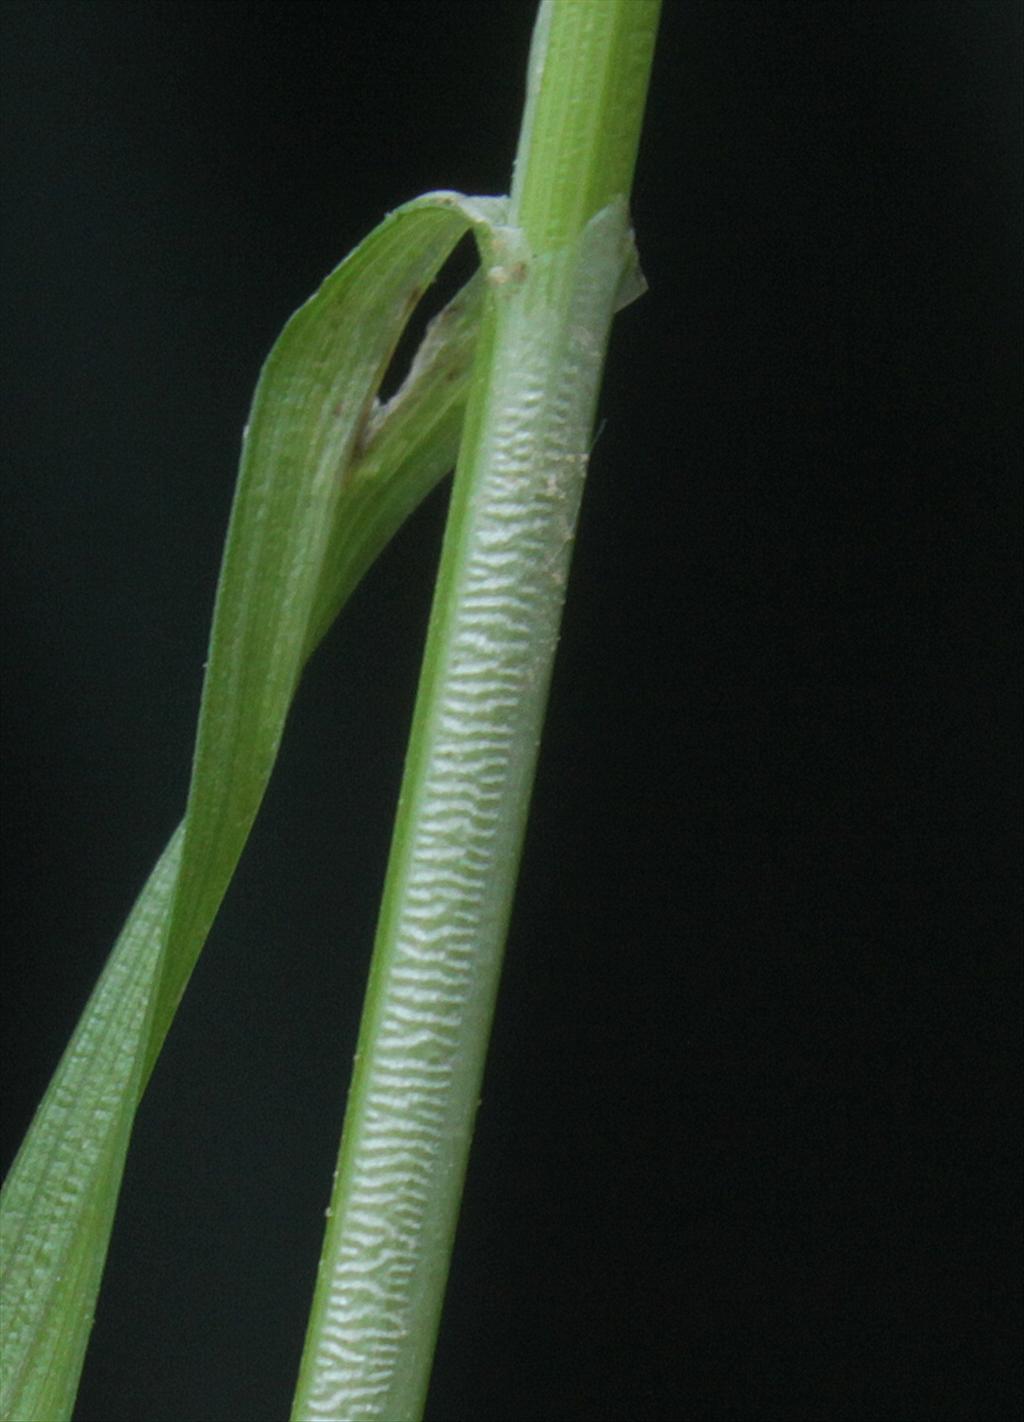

left=291, top=3, right=660, bottom=1418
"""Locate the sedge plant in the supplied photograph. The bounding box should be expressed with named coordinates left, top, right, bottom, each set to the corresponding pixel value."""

left=0, top=2, right=662, bottom=1418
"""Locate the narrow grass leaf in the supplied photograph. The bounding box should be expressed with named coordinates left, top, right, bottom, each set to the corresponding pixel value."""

left=0, top=192, right=505, bottom=1422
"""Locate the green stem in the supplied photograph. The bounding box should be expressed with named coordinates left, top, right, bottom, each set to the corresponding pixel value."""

left=291, top=4, right=660, bottom=1418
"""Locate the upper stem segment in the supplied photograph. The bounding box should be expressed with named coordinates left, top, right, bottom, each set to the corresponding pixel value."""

left=511, top=0, right=661, bottom=244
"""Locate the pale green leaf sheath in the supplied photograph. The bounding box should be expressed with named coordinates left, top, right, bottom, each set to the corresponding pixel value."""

left=292, top=2, right=661, bottom=1418
left=0, top=193, right=503, bottom=1422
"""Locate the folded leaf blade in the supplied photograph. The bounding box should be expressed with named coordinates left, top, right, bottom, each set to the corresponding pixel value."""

left=148, top=195, right=505, bottom=1064
left=1, top=192, right=504, bottom=1422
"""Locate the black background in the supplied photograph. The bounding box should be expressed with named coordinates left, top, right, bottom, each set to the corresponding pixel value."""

left=1, top=3, right=1020, bottom=1420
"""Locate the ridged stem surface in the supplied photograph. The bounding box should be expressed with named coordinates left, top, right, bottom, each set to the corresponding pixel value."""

left=291, top=4, right=661, bottom=1418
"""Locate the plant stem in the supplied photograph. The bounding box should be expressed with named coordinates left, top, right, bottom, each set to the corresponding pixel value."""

left=291, top=4, right=660, bottom=1418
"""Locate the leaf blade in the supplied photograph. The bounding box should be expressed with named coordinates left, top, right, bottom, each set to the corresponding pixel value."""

left=1, top=192, right=504, bottom=1422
